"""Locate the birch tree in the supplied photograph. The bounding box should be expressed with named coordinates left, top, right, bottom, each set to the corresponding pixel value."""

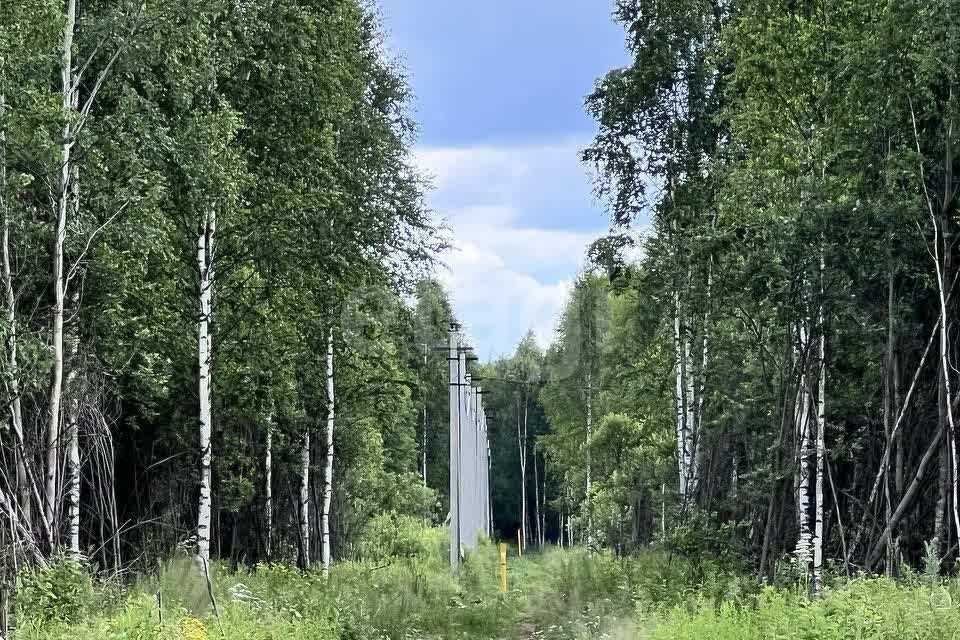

left=321, top=328, right=335, bottom=577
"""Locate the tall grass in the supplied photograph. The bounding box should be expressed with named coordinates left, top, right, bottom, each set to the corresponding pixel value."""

left=15, top=526, right=960, bottom=640
left=12, top=523, right=522, bottom=640
left=650, top=578, right=960, bottom=640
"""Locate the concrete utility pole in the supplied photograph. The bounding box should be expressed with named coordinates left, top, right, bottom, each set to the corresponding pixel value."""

left=459, top=349, right=469, bottom=545
left=447, top=322, right=490, bottom=571
left=465, top=372, right=474, bottom=546
left=487, top=425, right=493, bottom=535
left=448, top=323, right=461, bottom=571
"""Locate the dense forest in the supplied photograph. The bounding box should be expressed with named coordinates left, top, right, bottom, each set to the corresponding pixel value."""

left=490, top=0, right=960, bottom=591
left=5, top=0, right=960, bottom=638
left=0, top=0, right=458, bottom=576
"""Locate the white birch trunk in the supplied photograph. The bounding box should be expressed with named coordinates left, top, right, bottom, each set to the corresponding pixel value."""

left=66, top=301, right=80, bottom=557
left=683, top=329, right=696, bottom=498
left=264, top=411, right=272, bottom=560
left=46, top=0, right=78, bottom=542
left=812, top=250, right=826, bottom=594
left=196, top=209, right=214, bottom=562
left=66, top=91, right=81, bottom=556
left=691, top=263, right=713, bottom=493
left=298, top=421, right=309, bottom=568
left=794, top=319, right=813, bottom=570
left=673, top=290, right=688, bottom=498
left=321, top=328, right=335, bottom=577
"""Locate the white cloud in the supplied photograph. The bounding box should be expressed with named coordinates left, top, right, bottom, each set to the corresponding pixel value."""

left=415, top=139, right=607, bottom=357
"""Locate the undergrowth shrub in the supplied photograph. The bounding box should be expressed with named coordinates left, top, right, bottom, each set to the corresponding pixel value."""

left=16, top=556, right=93, bottom=626
left=355, top=513, right=440, bottom=563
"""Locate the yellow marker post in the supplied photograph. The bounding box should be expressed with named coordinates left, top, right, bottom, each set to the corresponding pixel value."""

left=499, top=543, right=508, bottom=593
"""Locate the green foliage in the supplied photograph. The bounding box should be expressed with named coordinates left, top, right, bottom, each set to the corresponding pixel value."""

left=16, top=557, right=94, bottom=627
left=651, top=579, right=960, bottom=640
left=23, top=544, right=960, bottom=640
left=15, top=527, right=523, bottom=640
left=355, top=513, right=441, bottom=564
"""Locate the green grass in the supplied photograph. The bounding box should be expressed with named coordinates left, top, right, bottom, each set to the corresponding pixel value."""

left=14, top=527, right=960, bottom=640
left=12, top=526, right=525, bottom=640
left=649, top=578, right=960, bottom=640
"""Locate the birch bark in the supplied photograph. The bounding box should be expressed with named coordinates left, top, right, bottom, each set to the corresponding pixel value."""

left=66, top=292, right=80, bottom=557
left=691, top=263, right=713, bottom=494
left=298, top=422, right=309, bottom=568
left=46, top=0, right=78, bottom=542
left=812, top=251, right=826, bottom=595
left=794, top=319, right=813, bottom=570
left=196, top=208, right=215, bottom=562
left=683, top=319, right=696, bottom=497
left=674, top=291, right=687, bottom=498
left=321, top=328, right=335, bottom=578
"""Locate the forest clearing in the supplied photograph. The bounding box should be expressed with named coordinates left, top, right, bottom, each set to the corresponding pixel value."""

left=6, top=0, right=960, bottom=638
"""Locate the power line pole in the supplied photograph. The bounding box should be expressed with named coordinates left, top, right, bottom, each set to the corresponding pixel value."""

left=448, top=323, right=461, bottom=571
left=446, top=324, right=489, bottom=570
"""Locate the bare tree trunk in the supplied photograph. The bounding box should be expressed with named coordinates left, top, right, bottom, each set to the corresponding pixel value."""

left=932, top=204, right=957, bottom=557
left=521, top=387, right=529, bottom=547
left=196, top=208, right=215, bottom=562
left=867, top=424, right=945, bottom=570
left=321, top=328, right=335, bottom=578
left=421, top=351, right=427, bottom=489
left=894, top=346, right=904, bottom=497
left=935, top=442, right=947, bottom=557
left=0, top=92, right=28, bottom=526
left=945, top=82, right=959, bottom=551
left=559, top=508, right=564, bottom=547
left=516, top=394, right=524, bottom=550
left=422, top=404, right=427, bottom=489
left=883, top=271, right=895, bottom=576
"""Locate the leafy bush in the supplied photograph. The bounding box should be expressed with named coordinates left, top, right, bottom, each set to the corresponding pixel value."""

left=354, top=513, right=439, bottom=563
left=16, top=556, right=94, bottom=626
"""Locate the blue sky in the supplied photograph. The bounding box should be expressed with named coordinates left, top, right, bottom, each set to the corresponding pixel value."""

left=379, top=1, right=630, bottom=358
